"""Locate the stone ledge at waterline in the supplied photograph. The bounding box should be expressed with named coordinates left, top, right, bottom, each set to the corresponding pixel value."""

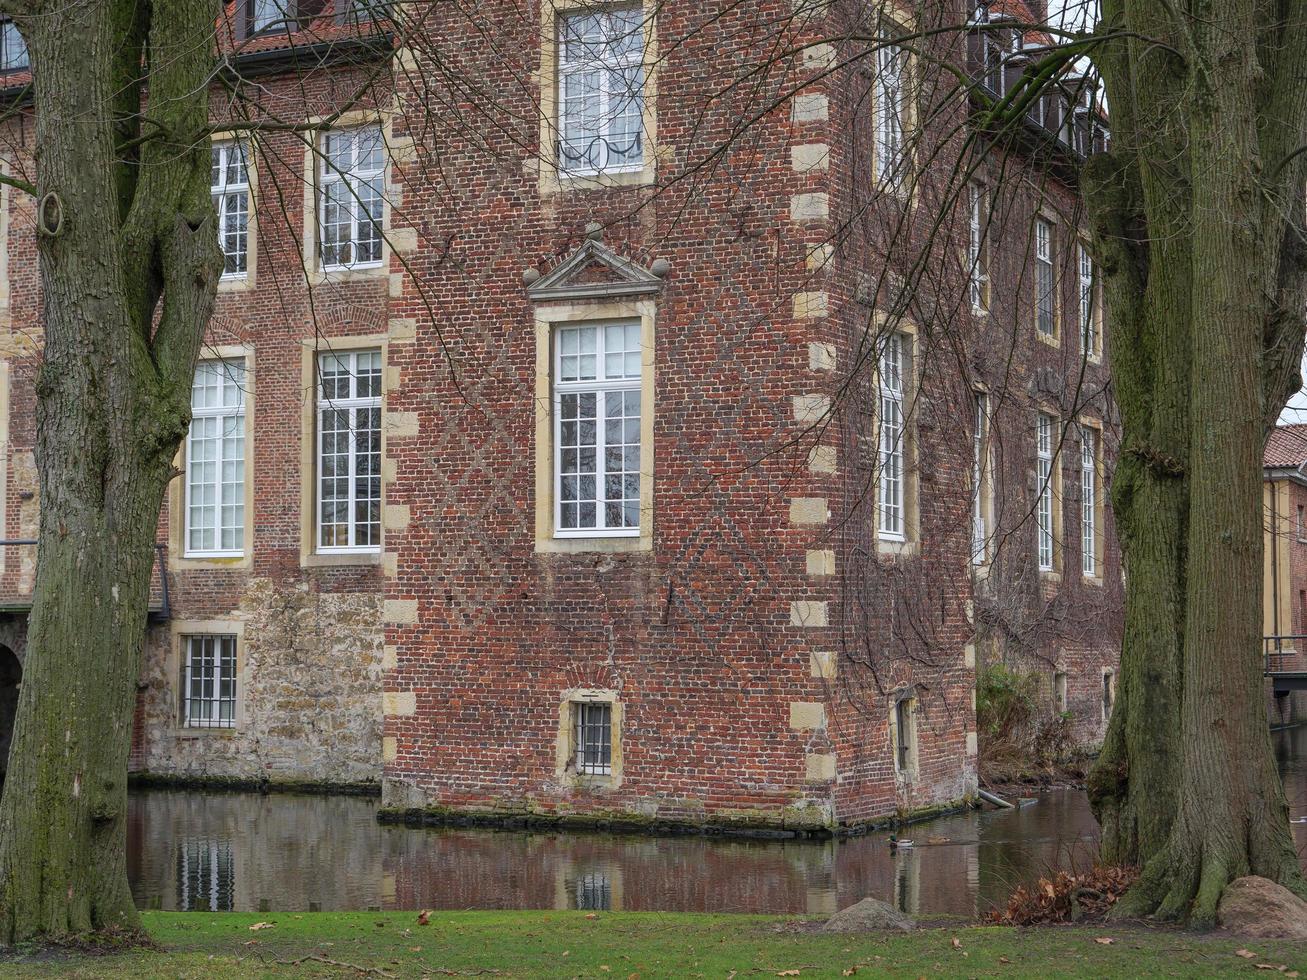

left=374, top=794, right=976, bottom=840
left=128, top=772, right=381, bottom=797
left=1217, top=876, right=1307, bottom=939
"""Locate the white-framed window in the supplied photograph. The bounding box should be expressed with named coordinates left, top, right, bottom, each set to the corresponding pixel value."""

left=319, top=126, right=385, bottom=271
left=874, top=32, right=909, bottom=188
left=181, top=635, right=237, bottom=729
left=0, top=19, right=26, bottom=72
left=185, top=360, right=246, bottom=557
left=1081, top=425, right=1098, bottom=576
left=557, top=7, right=645, bottom=175
left=1035, top=218, right=1056, bottom=336
left=317, top=349, right=382, bottom=552
left=968, top=184, right=989, bottom=312
left=211, top=141, right=250, bottom=279
left=1037, top=412, right=1056, bottom=571
left=878, top=333, right=908, bottom=540
left=248, top=0, right=296, bottom=34
left=1079, top=243, right=1098, bottom=354
left=553, top=322, right=642, bottom=537
left=574, top=701, right=613, bottom=776
left=972, top=392, right=988, bottom=564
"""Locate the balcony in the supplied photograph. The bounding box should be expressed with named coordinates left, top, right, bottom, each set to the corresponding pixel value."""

left=0, top=540, right=170, bottom=621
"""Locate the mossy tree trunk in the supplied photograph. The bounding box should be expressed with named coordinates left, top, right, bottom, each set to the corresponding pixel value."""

left=1085, top=0, right=1307, bottom=925
left=0, top=0, right=222, bottom=942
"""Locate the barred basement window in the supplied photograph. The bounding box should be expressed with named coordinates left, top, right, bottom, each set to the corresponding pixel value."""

left=319, top=126, right=385, bottom=270
left=1036, top=413, right=1056, bottom=571
left=574, top=701, right=613, bottom=776
left=185, top=360, right=246, bottom=557
left=557, top=7, right=645, bottom=174
left=181, top=635, right=237, bottom=729
left=874, top=30, right=909, bottom=189
left=554, top=323, right=642, bottom=536
left=211, top=141, right=250, bottom=278
left=878, top=333, right=908, bottom=541
left=317, top=350, right=382, bottom=552
left=1081, top=426, right=1098, bottom=577
left=1035, top=218, right=1056, bottom=336
left=968, top=184, right=989, bottom=312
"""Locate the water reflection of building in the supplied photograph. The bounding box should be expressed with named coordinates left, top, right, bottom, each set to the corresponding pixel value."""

left=176, top=838, right=235, bottom=912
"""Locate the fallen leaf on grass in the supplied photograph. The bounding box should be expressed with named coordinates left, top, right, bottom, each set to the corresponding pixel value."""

left=248, top=922, right=275, bottom=931
left=842, top=969, right=858, bottom=977
left=951, top=938, right=962, bottom=950
left=1237, top=950, right=1260, bottom=960
left=417, top=910, right=430, bottom=926
left=1093, top=937, right=1114, bottom=945
left=998, top=956, right=1010, bottom=964
left=1255, top=966, right=1284, bottom=972
left=777, top=972, right=801, bottom=977
left=242, top=940, right=259, bottom=947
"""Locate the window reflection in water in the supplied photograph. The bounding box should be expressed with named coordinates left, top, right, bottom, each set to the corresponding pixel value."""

left=176, top=838, right=235, bottom=912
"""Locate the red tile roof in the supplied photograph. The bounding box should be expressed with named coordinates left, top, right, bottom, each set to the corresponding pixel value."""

left=1265, top=425, right=1307, bottom=468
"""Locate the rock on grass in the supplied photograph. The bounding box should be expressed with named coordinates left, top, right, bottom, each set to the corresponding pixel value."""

left=822, top=898, right=915, bottom=933
left=1217, top=877, right=1307, bottom=939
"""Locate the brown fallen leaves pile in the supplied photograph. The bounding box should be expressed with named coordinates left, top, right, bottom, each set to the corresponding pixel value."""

left=988, top=866, right=1140, bottom=926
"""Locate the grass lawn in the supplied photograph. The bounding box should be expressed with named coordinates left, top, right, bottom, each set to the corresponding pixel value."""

left=0, top=910, right=1303, bottom=978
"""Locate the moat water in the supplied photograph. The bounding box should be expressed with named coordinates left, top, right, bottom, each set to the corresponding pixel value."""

left=125, top=725, right=1307, bottom=916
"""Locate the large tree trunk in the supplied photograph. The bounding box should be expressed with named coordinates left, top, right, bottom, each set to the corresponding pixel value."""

left=1083, top=0, right=1307, bottom=923
left=0, top=0, right=222, bottom=943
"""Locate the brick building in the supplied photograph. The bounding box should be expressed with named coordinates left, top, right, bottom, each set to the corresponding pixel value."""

left=1262, top=425, right=1307, bottom=726
left=0, top=0, right=1122, bottom=828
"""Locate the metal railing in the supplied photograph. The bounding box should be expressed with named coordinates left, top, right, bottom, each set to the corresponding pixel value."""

left=0, top=539, right=169, bottom=620
left=1264, top=634, right=1307, bottom=675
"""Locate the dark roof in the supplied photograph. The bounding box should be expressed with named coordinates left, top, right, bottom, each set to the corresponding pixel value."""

left=1266, top=425, right=1307, bottom=468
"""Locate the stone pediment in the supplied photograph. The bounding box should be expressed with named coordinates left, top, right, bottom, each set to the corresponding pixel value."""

left=526, top=239, right=665, bottom=302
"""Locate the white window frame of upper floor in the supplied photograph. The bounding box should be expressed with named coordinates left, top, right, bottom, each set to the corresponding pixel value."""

left=553, top=321, right=644, bottom=539
left=874, top=28, right=910, bottom=190
left=878, top=331, right=909, bottom=541
left=318, top=125, right=386, bottom=272
left=1036, top=412, right=1056, bottom=571
left=1081, top=424, right=1098, bottom=577
left=1035, top=217, right=1056, bottom=337
left=316, top=349, right=383, bottom=553
left=184, top=359, right=247, bottom=559
left=968, top=183, right=989, bottom=313
left=211, top=140, right=251, bottom=281
left=1079, top=241, right=1100, bottom=357
left=556, top=6, right=646, bottom=177
left=972, top=390, right=990, bottom=565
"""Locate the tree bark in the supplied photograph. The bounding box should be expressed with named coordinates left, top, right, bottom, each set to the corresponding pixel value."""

left=0, top=0, right=222, bottom=943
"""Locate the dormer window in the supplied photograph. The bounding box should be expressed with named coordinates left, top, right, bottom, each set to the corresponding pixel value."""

left=337, top=0, right=392, bottom=24
left=0, top=20, right=27, bottom=73
left=239, top=0, right=328, bottom=38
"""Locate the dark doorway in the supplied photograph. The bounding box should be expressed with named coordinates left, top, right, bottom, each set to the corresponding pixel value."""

left=0, top=645, right=20, bottom=776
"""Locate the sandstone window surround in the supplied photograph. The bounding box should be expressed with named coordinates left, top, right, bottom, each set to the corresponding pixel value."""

left=1078, top=240, right=1103, bottom=361
left=1036, top=411, right=1061, bottom=574
left=1102, top=668, right=1117, bottom=722
left=1034, top=215, right=1060, bottom=343
left=873, top=23, right=914, bottom=193
left=890, top=694, right=918, bottom=781
left=184, top=359, right=248, bottom=559
left=555, top=688, right=623, bottom=789
left=169, top=620, right=247, bottom=734
left=1053, top=669, right=1069, bottom=714
left=968, top=183, right=990, bottom=314
left=971, top=389, right=993, bottom=568
left=316, top=348, right=383, bottom=553
left=528, top=238, right=661, bottom=554
left=873, top=318, right=919, bottom=556
left=537, top=1, right=659, bottom=193
left=168, top=345, right=255, bottom=571
left=299, top=109, right=395, bottom=285
left=1078, top=416, right=1105, bottom=581
left=211, top=138, right=254, bottom=288
left=298, top=334, right=389, bottom=568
